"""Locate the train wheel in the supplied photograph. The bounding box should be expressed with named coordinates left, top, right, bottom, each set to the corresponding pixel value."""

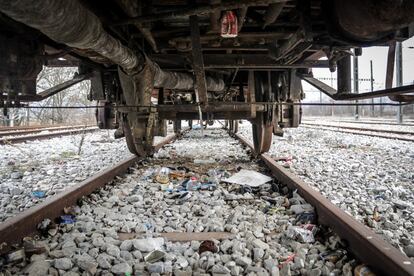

left=251, top=71, right=273, bottom=154
left=118, top=65, right=155, bottom=157
left=122, top=116, right=138, bottom=155
left=252, top=115, right=272, bottom=154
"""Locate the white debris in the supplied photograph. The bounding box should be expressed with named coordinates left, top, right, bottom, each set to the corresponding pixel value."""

left=223, top=169, right=272, bottom=187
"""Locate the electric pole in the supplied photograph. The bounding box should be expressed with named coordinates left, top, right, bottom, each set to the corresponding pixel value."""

left=370, top=60, right=374, bottom=117
left=353, top=51, right=359, bottom=120
left=396, top=42, right=403, bottom=123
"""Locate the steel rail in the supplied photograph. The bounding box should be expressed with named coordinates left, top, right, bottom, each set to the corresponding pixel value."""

left=300, top=124, right=414, bottom=142
left=0, top=133, right=179, bottom=254
left=0, top=125, right=96, bottom=137
left=302, top=119, right=414, bottom=127
left=233, top=133, right=414, bottom=276
left=0, top=127, right=100, bottom=145
left=301, top=122, right=414, bottom=136
left=0, top=124, right=67, bottom=132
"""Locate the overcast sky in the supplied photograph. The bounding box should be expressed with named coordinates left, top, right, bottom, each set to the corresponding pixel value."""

left=303, top=37, right=414, bottom=101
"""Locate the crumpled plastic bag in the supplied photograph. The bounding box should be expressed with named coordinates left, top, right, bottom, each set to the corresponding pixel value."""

left=286, top=225, right=316, bottom=243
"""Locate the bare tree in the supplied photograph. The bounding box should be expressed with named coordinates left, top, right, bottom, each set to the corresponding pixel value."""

left=30, top=67, right=93, bottom=125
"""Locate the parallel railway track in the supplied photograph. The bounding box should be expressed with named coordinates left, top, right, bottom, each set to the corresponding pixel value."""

left=0, top=125, right=95, bottom=138
left=0, top=127, right=100, bottom=145
left=0, top=127, right=412, bottom=275
left=303, top=119, right=414, bottom=127
left=0, top=124, right=67, bottom=132
left=301, top=123, right=414, bottom=142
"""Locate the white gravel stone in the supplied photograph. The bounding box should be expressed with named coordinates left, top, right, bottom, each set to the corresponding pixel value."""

left=76, top=254, right=98, bottom=275
left=235, top=256, right=252, bottom=267
left=24, top=260, right=51, bottom=276
left=106, top=244, right=121, bottom=258
left=280, top=264, right=291, bottom=276
left=212, top=263, right=231, bottom=274
left=253, top=248, right=265, bottom=261
left=133, top=237, right=164, bottom=252
left=111, top=263, right=132, bottom=275
left=54, top=257, right=73, bottom=270
left=97, top=254, right=112, bottom=269
left=251, top=238, right=270, bottom=250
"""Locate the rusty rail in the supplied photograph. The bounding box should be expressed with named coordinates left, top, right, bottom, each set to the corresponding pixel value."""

left=301, top=124, right=414, bottom=142
left=302, top=119, right=414, bottom=127
left=0, top=124, right=69, bottom=131
left=0, top=127, right=99, bottom=145
left=0, top=125, right=96, bottom=137
left=234, top=133, right=414, bottom=276
left=0, top=133, right=178, bottom=254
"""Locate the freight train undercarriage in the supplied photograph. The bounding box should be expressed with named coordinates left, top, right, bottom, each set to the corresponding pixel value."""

left=1, top=0, right=414, bottom=156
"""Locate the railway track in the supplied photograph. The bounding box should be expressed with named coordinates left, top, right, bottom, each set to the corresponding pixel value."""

left=0, top=125, right=95, bottom=138
left=306, top=120, right=414, bottom=128
left=0, top=124, right=68, bottom=132
left=0, top=132, right=179, bottom=253
left=301, top=123, right=414, bottom=142
left=0, top=127, right=412, bottom=275
left=0, top=126, right=100, bottom=145
left=232, top=132, right=414, bottom=276
left=304, top=118, right=414, bottom=127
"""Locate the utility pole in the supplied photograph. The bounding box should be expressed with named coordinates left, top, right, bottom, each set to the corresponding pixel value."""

left=3, top=107, right=9, bottom=126
left=330, top=72, right=334, bottom=117
left=26, top=107, right=30, bottom=126
left=396, top=42, right=403, bottom=123
left=353, top=52, right=359, bottom=120
left=370, top=60, right=374, bottom=117
left=319, top=90, right=322, bottom=116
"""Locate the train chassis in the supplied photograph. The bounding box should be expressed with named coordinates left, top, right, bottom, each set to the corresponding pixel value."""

left=96, top=68, right=303, bottom=156
left=1, top=0, right=414, bottom=156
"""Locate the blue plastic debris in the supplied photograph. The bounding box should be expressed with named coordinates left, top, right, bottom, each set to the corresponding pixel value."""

left=60, top=215, right=76, bottom=224
left=32, top=191, right=46, bottom=198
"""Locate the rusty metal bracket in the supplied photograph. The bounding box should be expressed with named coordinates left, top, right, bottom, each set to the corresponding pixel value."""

left=299, top=73, right=414, bottom=102
left=6, top=73, right=91, bottom=103
left=386, top=41, right=396, bottom=90
left=190, top=15, right=208, bottom=105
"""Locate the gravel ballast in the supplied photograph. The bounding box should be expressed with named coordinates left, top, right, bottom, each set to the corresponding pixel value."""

left=0, top=130, right=130, bottom=222
left=239, top=121, right=414, bottom=258
left=3, top=128, right=358, bottom=275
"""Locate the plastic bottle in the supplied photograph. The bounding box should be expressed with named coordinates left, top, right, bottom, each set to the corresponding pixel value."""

left=186, top=176, right=200, bottom=191
left=354, top=264, right=376, bottom=276
left=155, top=167, right=170, bottom=184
